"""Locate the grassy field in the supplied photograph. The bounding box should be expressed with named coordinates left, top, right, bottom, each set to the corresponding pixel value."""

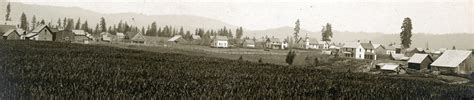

left=0, top=40, right=473, bottom=98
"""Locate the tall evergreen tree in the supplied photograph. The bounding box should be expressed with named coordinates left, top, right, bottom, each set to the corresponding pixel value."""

left=150, top=22, right=157, bottom=36
left=75, top=18, right=81, bottom=30
left=321, top=23, right=333, bottom=41
left=294, top=19, right=301, bottom=43
left=236, top=27, right=243, bottom=39
left=40, top=19, right=45, bottom=25
left=81, top=20, right=89, bottom=32
left=57, top=18, right=61, bottom=28
left=65, top=19, right=74, bottom=31
left=63, top=17, right=67, bottom=28
left=31, top=15, right=36, bottom=29
left=5, top=2, right=11, bottom=24
left=179, top=26, right=184, bottom=36
left=400, top=17, right=413, bottom=48
left=99, top=17, right=107, bottom=32
left=20, top=12, right=28, bottom=30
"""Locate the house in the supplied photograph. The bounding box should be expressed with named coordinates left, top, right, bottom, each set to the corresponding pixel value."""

left=0, top=25, right=19, bottom=40
left=373, top=44, right=386, bottom=55
left=53, top=30, right=75, bottom=42
left=342, top=42, right=359, bottom=58
left=131, top=32, right=145, bottom=44
left=242, top=39, right=256, bottom=48
left=211, top=36, right=229, bottom=48
left=385, top=44, right=402, bottom=55
left=408, top=53, right=434, bottom=70
left=168, top=35, right=184, bottom=44
left=380, top=63, right=405, bottom=74
left=430, top=50, right=473, bottom=74
left=72, top=30, right=92, bottom=42
left=404, top=48, right=426, bottom=57
left=101, top=32, right=114, bottom=42
left=116, top=32, right=126, bottom=39
left=2, top=29, right=21, bottom=40
left=265, top=38, right=287, bottom=49
left=360, top=42, right=377, bottom=60
left=192, top=35, right=201, bottom=40
left=317, top=40, right=331, bottom=49
left=25, top=25, right=53, bottom=41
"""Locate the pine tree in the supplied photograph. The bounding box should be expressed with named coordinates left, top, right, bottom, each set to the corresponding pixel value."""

left=294, top=19, right=301, bottom=43
left=20, top=12, right=28, bottom=30
left=40, top=19, right=45, bottom=25
left=400, top=17, right=413, bottom=48
left=179, top=26, right=184, bottom=36
left=57, top=18, right=61, bottom=28
left=100, top=17, right=107, bottom=32
left=81, top=20, right=89, bottom=31
left=31, top=15, right=36, bottom=29
left=75, top=18, right=81, bottom=30
left=5, top=2, right=11, bottom=24
left=63, top=17, right=67, bottom=28
left=322, top=23, right=333, bottom=41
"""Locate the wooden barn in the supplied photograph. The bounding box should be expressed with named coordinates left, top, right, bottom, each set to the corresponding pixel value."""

left=242, top=39, right=256, bottom=48
left=407, top=53, right=434, bottom=70
left=0, top=25, right=18, bottom=40
left=431, top=50, right=473, bottom=74
left=25, top=25, right=53, bottom=41
left=131, top=32, right=145, bottom=44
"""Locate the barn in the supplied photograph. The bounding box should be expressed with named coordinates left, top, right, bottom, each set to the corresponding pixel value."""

left=0, top=25, right=18, bottom=40
left=53, top=30, right=75, bottom=42
left=431, top=50, right=473, bottom=74
left=407, top=53, right=434, bottom=70
left=25, top=25, right=53, bottom=41
left=131, top=32, right=145, bottom=44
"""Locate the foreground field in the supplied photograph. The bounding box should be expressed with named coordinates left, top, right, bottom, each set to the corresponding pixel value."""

left=0, top=41, right=472, bottom=98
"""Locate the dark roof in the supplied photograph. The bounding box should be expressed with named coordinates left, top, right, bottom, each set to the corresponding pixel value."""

left=360, top=43, right=374, bottom=49
left=0, top=25, right=16, bottom=35
left=31, top=25, right=48, bottom=33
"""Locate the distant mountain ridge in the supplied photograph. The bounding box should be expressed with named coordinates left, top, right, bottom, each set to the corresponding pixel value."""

left=1, top=2, right=472, bottom=49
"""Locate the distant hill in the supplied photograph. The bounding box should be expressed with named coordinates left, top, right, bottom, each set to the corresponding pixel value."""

left=0, top=2, right=237, bottom=30
left=246, top=26, right=474, bottom=49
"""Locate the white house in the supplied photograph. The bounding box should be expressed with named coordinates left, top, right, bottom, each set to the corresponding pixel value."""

left=211, top=36, right=228, bottom=48
left=101, top=32, right=114, bottom=42
left=116, top=32, right=126, bottom=39
left=342, top=42, right=377, bottom=60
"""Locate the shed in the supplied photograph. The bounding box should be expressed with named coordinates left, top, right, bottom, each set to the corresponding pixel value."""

left=431, top=50, right=473, bottom=74
left=131, top=32, right=145, bottom=44
left=380, top=63, right=404, bottom=74
left=242, top=39, right=256, bottom=48
left=0, top=25, right=18, bottom=40
left=25, top=25, right=53, bottom=41
left=407, top=53, right=434, bottom=70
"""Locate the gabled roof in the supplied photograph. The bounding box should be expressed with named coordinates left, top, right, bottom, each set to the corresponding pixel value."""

left=360, top=43, right=374, bottom=49
left=213, top=36, right=228, bottom=41
left=131, top=32, right=145, bottom=41
left=373, top=44, right=385, bottom=49
left=31, top=25, right=48, bottom=33
left=243, top=39, right=255, bottom=44
left=2, top=29, right=18, bottom=36
left=168, top=35, right=182, bottom=42
left=431, top=50, right=472, bottom=67
left=408, top=53, right=432, bottom=63
left=116, top=32, right=125, bottom=37
left=381, top=64, right=400, bottom=71
left=72, top=30, right=88, bottom=36
left=386, top=44, right=402, bottom=50
left=0, top=25, right=16, bottom=36
left=342, top=42, right=360, bottom=48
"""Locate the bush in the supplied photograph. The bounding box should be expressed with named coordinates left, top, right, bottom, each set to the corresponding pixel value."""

left=285, top=50, right=296, bottom=65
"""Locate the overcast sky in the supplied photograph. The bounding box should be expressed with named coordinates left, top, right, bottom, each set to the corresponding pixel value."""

left=8, top=0, right=474, bottom=34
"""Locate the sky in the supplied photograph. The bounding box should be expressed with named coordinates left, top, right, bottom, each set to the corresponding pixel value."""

left=6, top=0, right=474, bottom=34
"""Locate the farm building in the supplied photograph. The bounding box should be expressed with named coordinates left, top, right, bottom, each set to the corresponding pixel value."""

left=407, top=53, right=434, bottom=70
left=211, top=36, right=228, bottom=48
left=373, top=44, right=386, bottom=55
left=53, top=30, right=75, bottom=42
left=342, top=42, right=377, bottom=60
left=192, top=35, right=201, bottom=40
left=25, top=25, right=53, bottom=41
left=168, top=35, right=185, bottom=44
left=404, top=48, right=426, bottom=57
left=72, top=30, right=93, bottom=43
left=317, top=40, right=332, bottom=49
left=360, top=42, right=377, bottom=60
left=385, top=44, right=402, bottom=55
left=101, top=32, right=114, bottom=42
left=242, top=39, right=256, bottom=48
left=430, top=50, right=473, bottom=74
left=131, top=32, right=145, bottom=44
left=116, top=32, right=126, bottom=39
left=0, top=25, right=19, bottom=40
left=380, top=63, right=405, bottom=74
left=2, top=29, right=21, bottom=40
left=265, top=38, right=288, bottom=49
